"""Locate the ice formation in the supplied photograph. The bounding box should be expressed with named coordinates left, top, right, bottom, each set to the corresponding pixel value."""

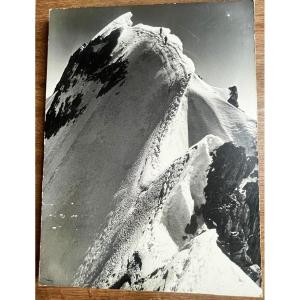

left=40, top=13, right=261, bottom=297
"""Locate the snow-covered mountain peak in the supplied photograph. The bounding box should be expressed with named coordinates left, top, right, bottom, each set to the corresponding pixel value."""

left=92, top=12, right=133, bottom=40
left=41, top=13, right=261, bottom=297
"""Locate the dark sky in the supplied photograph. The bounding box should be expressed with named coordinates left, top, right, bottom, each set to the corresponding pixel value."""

left=46, top=0, right=257, bottom=119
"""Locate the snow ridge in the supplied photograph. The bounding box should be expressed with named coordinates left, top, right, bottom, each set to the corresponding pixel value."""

left=40, top=13, right=261, bottom=297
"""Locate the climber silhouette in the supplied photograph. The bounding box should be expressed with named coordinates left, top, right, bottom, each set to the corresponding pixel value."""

left=164, top=36, right=167, bottom=45
left=159, top=27, right=163, bottom=36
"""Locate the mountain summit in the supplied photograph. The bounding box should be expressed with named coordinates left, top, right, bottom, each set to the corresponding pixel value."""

left=40, top=13, right=261, bottom=297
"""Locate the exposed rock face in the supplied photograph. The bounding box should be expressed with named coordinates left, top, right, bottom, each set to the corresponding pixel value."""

left=203, top=142, right=261, bottom=284
left=44, top=28, right=129, bottom=139
left=109, top=252, right=143, bottom=289
left=228, top=86, right=239, bottom=108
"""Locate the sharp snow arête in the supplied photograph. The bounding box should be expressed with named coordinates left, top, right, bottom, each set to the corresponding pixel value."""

left=40, top=13, right=261, bottom=297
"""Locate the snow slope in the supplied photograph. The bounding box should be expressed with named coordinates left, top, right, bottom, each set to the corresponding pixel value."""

left=40, top=13, right=261, bottom=297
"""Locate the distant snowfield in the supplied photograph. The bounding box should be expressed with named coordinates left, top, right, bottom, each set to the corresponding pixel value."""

left=40, top=12, right=261, bottom=297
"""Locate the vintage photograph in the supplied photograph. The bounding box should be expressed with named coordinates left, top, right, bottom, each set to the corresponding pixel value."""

left=39, top=1, right=262, bottom=297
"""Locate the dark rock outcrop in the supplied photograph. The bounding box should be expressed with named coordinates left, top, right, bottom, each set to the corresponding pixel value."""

left=185, top=205, right=204, bottom=234
left=203, top=142, right=261, bottom=285
left=228, top=86, right=239, bottom=108
left=44, top=93, right=86, bottom=139
left=110, top=251, right=143, bottom=289
left=45, top=28, right=129, bottom=139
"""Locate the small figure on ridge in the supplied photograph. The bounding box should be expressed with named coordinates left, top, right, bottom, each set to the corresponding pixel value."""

left=164, top=36, right=168, bottom=45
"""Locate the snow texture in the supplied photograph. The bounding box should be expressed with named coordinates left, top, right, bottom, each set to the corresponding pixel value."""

left=40, top=13, right=261, bottom=297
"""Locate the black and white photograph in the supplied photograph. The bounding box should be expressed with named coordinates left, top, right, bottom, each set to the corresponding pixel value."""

left=39, top=1, right=262, bottom=297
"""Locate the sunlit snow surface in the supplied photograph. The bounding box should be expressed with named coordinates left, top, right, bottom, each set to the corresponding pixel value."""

left=40, top=13, right=261, bottom=297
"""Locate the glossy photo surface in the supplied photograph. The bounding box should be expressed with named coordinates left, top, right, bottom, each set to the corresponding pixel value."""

left=40, top=2, right=261, bottom=297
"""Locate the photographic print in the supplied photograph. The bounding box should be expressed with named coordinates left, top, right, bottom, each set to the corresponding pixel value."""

left=39, top=1, right=262, bottom=297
